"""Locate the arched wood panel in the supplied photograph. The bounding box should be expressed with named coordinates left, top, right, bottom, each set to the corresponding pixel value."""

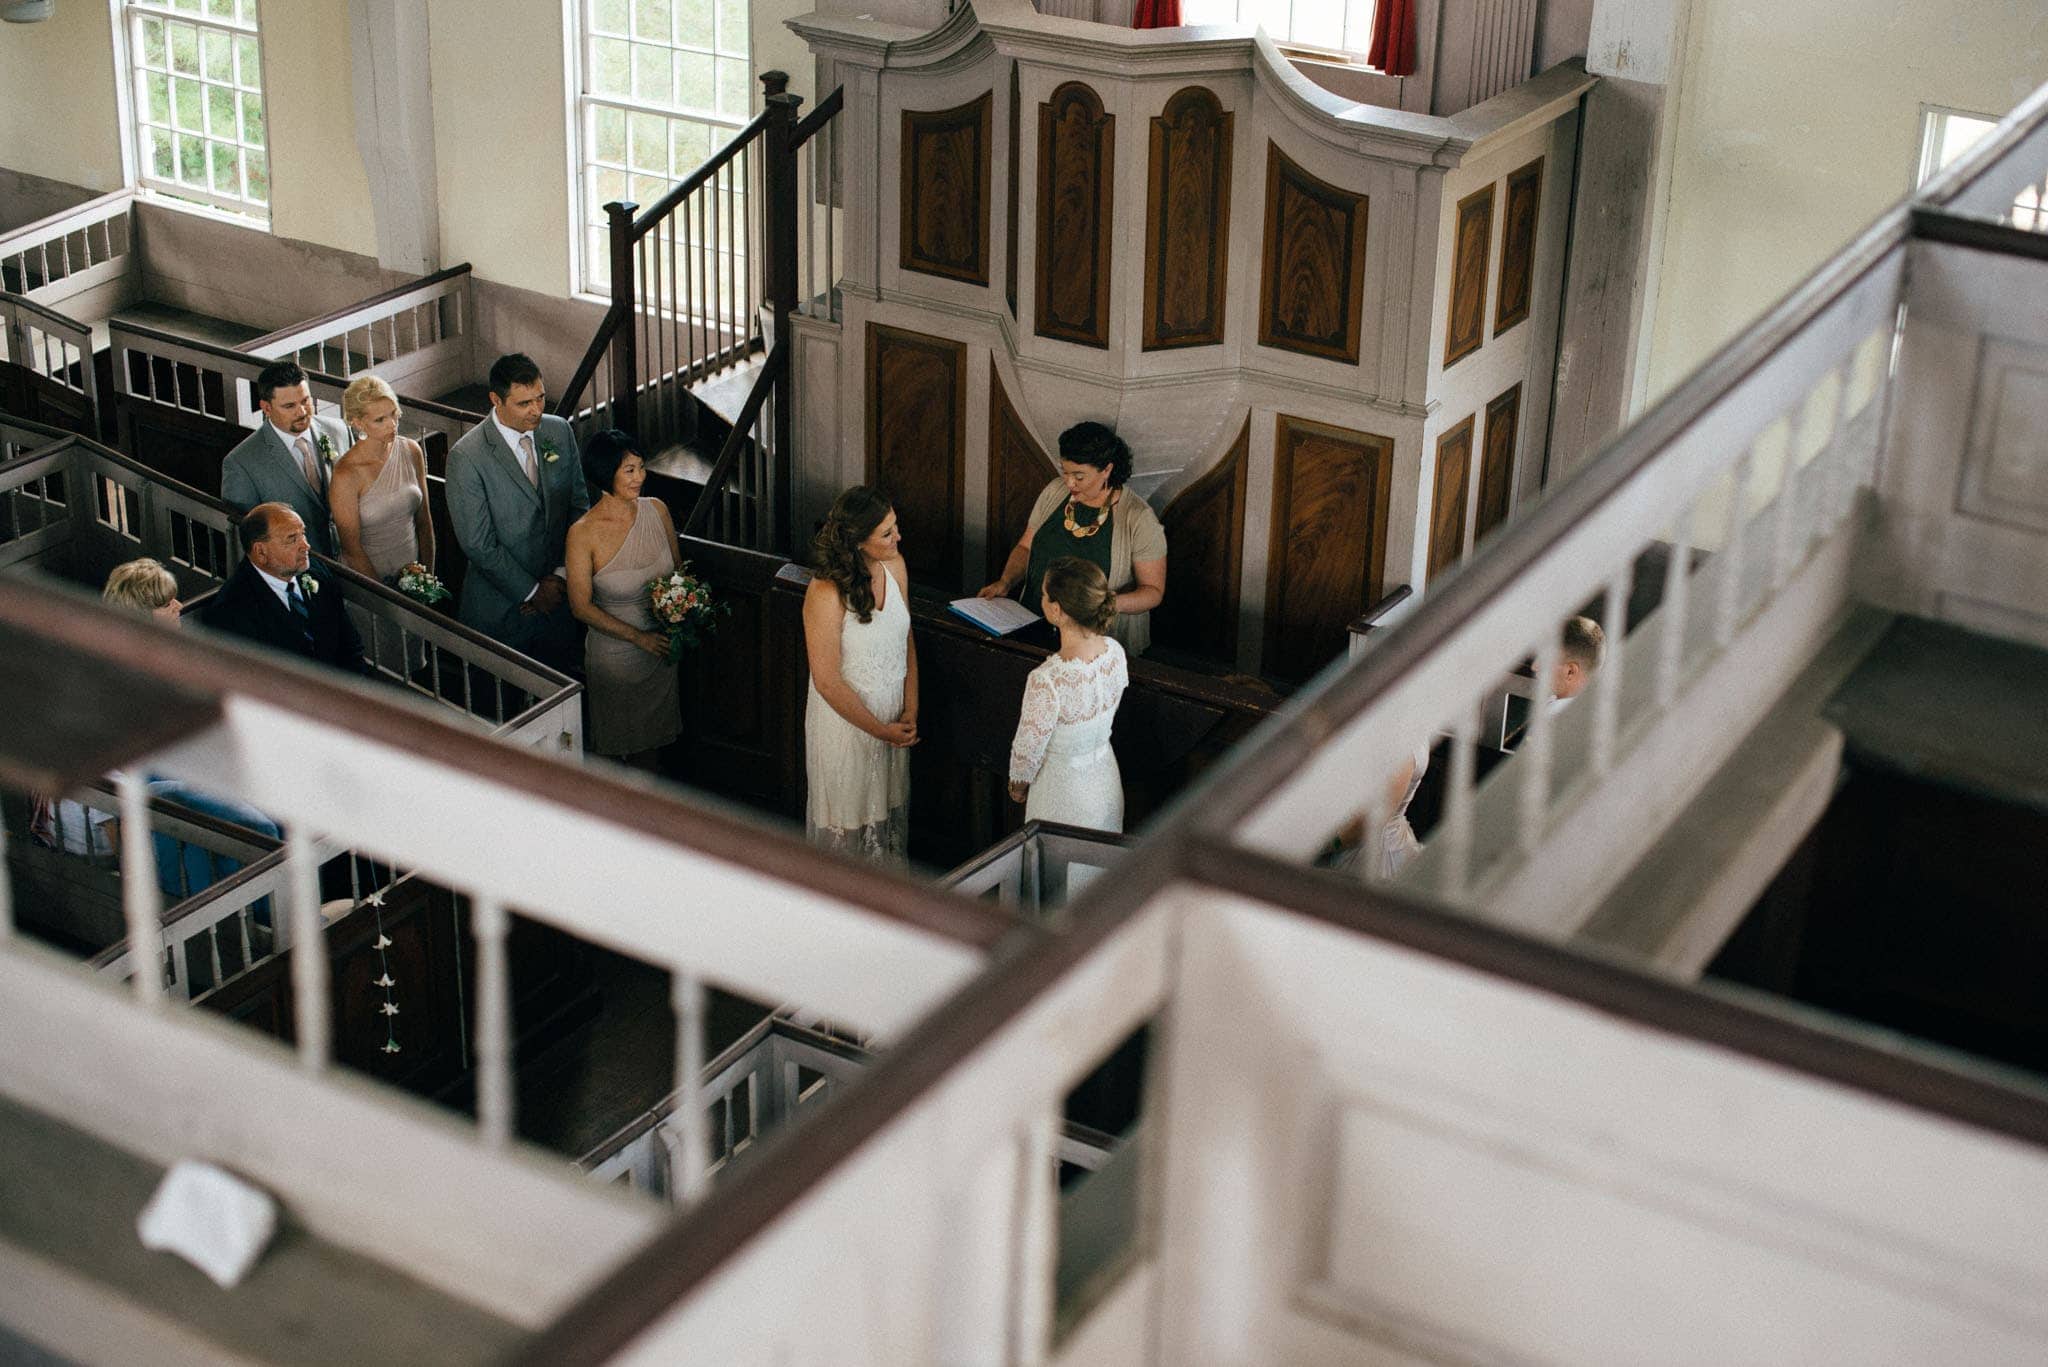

left=1035, top=82, right=1114, bottom=348
left=866, top=322, right=967, bottom=588
left=1444, top=184, right=1494, bottom=367
left=1258, top=145, right=1369, bottom=365
left=901, top=93, right=993, bottom=286
left=1263, top=413, right=1394, bottom=682
left=1477, top=383, right=1522, bottom=544
left=986, top=368, right=1052, bottom=584
left=1144, top=87, right=1233, bottom=352
left=1495, top=158, right=1544, bottom=337
left=1428, top=415, right=1475, bottom=583
left=1152, top=416, right=1249, bottom=664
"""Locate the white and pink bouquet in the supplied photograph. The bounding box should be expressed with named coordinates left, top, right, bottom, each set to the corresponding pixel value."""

left=395, top=562, right=451, bottom=607
left=647, top=564, right=724, bottom=661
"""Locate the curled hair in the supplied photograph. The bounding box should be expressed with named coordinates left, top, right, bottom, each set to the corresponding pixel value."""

left=103, top=557, right=178, bottom=612
left=1042, top=556, right=1115, bottom=634
left=341, top=373, right=399, bottom=426
left=1057, top=421, right=1132, bottom=489
left=811, top=485, right=893, bottom=623
left=582, top=428, right=640, bottom=500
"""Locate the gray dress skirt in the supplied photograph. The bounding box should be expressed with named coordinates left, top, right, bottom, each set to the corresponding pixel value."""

left=585, top=498, right=683, bottom=756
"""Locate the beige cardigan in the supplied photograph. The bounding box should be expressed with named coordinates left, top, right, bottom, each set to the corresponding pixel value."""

left=1025, top=478, right=1168, bottom=656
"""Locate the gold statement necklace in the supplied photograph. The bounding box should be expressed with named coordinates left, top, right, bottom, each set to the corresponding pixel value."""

left=1063, top=491, right=1112, bottom=539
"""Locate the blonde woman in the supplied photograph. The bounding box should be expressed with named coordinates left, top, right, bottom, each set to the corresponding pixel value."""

left=334, top=374, right=436, bottom=584
left=102, top=556, right=183, bottom=623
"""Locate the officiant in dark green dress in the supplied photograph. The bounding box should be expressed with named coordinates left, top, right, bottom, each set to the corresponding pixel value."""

left=976, top=421, right=1168, bottom=656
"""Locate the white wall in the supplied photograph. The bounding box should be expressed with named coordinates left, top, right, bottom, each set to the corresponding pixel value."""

left=0, top=1, right=124, bottom=194
left=264, top=0, right=380, bottom=258
left=1640, top=0, right=2048, bottom=402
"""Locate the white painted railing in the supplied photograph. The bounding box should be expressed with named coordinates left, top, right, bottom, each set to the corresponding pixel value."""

left=943, top=822, right=1133, bottom=918
left=109, top=318, right=480, bottom=453
left=1205, top=209, right=1902, bottom=936
left=0, top=190, right=137, bottom=318
left=1920, top=79, right=2048, bottom=232
left=0, top=291, right=98, bottom=415
left=245, top=263, right=477, bottom=400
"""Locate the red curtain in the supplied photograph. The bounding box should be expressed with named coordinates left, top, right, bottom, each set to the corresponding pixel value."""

left=1132, top=0, right=1180, bottom=28
left=1368, top=0, right=1418, bottom=76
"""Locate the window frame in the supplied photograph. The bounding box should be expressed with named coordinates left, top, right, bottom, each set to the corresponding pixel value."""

left=1177, top=0, right=1379, bottom=63
left=568, top=0, right=756, bottom=300
left=114, top=0, right=274, bottom=225
left=1913, top=104, right=2000, bottom=191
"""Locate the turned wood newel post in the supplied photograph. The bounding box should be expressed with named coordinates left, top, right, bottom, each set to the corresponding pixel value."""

left=761, top=70, right=804, bottom=553
left=604, top=197, right=640, bottom=436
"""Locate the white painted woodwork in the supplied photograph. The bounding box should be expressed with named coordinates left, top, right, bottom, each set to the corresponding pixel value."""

left=791, top=0, right=1591, bottom=650
left=348, top=0, right=444, bottom=275
left=0, top=944, right=659, bottom=1328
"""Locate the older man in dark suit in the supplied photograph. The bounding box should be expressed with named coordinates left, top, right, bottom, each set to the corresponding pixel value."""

left=202, top=503, right=369, bottom=676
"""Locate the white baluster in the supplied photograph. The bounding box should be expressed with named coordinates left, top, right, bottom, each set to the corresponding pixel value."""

left=0, top=819, right=13, bottom=941
left=474, top=895, right=514, bottom=1147
left=1518, top=637, right=1561, bottom=855
left=1439, top=704, right=1479, bottom=898
left=672, top=969, right=710, bottom=1203
left=116, top=771, right=166, bottom=1006
left=286, top=826, right=329, bottom=1070
left=1591, top=569, right=1629, bottom=776
left=1715, top=448, right=1755, bottom=648
left=1655, top=513, right=1694, bottom=712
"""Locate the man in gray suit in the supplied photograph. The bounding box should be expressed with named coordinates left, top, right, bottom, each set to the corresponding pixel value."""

left=220, top=360, right=347, bottom=558
left=446, top=352, right=590, bottom=669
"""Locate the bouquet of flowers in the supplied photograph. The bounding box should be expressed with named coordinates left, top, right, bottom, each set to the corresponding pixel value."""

left=395, top=562, right=451, bottom=607
left=647, top=564, right=724, bottom=661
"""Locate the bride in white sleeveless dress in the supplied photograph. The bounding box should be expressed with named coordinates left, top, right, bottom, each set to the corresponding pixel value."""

left=803, top=487, right=919, bottom=862
left=1008, top=557, right=1128, bottom=831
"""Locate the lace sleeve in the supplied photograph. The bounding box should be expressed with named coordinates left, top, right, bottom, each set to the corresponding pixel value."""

left=1008, top=666, right=1061, bottom=785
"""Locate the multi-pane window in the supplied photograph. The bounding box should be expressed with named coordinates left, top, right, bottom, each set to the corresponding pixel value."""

left=1914, top=106, right=2046, bottom=234
left=125, top=0, right=270, bottom=221
left=575, top=0, right=753, bottom=296
left=1178, top=0, right=1377, bottom=58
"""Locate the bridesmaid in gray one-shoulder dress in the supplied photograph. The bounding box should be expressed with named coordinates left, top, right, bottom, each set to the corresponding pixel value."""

left=566, top=432, right=683, bottom=766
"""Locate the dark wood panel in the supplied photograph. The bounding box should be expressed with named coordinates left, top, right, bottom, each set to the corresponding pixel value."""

left=199, top=879, right=469, bottom=1099
left=1005, top=62, right=1021, bottom=318
left=866, top=323, right=967, bottom=590
left=1152, top=416, right=1247, bottom=664
left=1427, top=415, right=1474, bottom=584
left=1263, top=413, right=1393, bottom=683
left=1144, top=87, right=1232, bottom=352
left=1476, top=382, right=1521, bottom=544
left=1257, top=144, right=1369, bottom=365
left=1444, top=184, right=1494, bottom=368
left=986, top=369, right=1051, bottom=585
left=675, top=536, right=807, bottom=818
left=1494, top=157, right=1544, bottom=337
left=117, top=397, right=243, bottom=497
left=901, top=93, right=993, bottom=286
left=1035, top=82, right=1114, bottom=348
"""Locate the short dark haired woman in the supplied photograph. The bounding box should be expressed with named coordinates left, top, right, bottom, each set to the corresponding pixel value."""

left=978, top=420, right=1167, bottom=655
left=565, top=429, right=684, bottom=769
left=803, top=485, right=919, bottom=863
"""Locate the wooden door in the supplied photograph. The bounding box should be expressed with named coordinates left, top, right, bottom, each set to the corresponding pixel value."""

left=866, top=323, right=967, bottom=590
left=1263, top=414, right=1394, bottom=683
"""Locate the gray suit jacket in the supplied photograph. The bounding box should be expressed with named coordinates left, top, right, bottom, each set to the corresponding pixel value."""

left=445, top=413, right=589, bottom=651
left=220, top=416, right=348, bottom=558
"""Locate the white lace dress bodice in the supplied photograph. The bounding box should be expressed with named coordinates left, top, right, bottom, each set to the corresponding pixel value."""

left=1009, top=638, right=1129, bottom=832
left=805, top=567, right=912, bottom=863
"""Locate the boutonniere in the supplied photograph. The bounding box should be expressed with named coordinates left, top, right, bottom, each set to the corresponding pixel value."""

left=314, top=431, right=337, bottom=464
left=296, top=571, right=319, bottom=597
left=537, top=437, right=561, bottom=464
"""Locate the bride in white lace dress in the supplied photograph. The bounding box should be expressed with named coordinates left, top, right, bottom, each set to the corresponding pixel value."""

left=1008, top=557, right=1129, bottom=831
left=803, top=487, right=919, bottom=862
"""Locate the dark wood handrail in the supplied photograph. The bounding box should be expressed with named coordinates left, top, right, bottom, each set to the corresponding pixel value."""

left=1347, top=583, right=1413, bottom=636
left=628, top=111, right=772, bottom=237
left=242, top=262, right=473, bottom=351
left=681, top=342, right=786, bottom=537
left=790, top=86, right=844, bottom=148
left=554, top=300, right=629, bottom=420
left=0, top=287, right=93, bottom=334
